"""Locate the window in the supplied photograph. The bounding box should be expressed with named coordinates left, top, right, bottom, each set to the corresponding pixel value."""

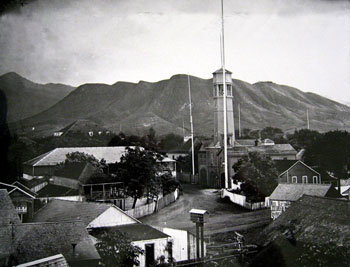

left=218, top=85, right=224, bottom=96
left=302, top=176, right=308, bottom=184
left=292, top=176, right=297, bottom=183
left=313, top=176, right=318, bottom=184
left=227, top=84, right=232, bottom=96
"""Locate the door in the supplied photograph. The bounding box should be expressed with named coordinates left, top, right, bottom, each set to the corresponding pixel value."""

left=145, top=243, right=155, bottom=267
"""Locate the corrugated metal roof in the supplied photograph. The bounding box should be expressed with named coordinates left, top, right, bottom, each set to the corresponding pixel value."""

left=24, top=146, right=173, bottom=166
left=24, top=146, right=136, bottom=166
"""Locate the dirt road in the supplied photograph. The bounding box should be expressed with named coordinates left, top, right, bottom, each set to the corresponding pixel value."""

left=141, top=184, right=270, bottom=236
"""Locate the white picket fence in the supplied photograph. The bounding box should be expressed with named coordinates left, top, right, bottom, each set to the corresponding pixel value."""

left=125, top=188, right=179, bottom=218
left=221, top=189, right=268, bottom=210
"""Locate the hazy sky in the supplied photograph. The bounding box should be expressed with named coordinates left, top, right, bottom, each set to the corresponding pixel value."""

left=0, top=0, right=349, bottom=103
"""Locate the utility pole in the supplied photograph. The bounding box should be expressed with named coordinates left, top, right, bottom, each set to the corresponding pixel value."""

left=307, top=108, right=310, bottom=129
left=188, top=74, right=195, bottom=178
left=238, top=103, right=241, bottom=137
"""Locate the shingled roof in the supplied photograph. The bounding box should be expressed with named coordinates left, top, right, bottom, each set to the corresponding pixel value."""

left=253, top=195, right=350, bottom=266
left=91, top=223, right=169, bottom=242
left=269, top=183, right=339, bottom=201
left=0, top=189, right=21, bottom=225
left=36, top=184, right=79, bottom=198
left=0, top=221, right=100, bottom=266
left=31, top=199, right=138, bottom=228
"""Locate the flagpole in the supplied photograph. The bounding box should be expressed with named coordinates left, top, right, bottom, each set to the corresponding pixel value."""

left=221, top=0, right=229, bottom=188
left=188, top=74, right=195, bottom=177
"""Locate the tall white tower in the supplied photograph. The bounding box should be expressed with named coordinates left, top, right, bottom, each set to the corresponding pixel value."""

left=213, top=68, right=235, bottom=146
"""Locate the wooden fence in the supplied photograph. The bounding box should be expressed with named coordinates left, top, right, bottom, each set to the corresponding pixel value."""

left=221, top=189, right=268, bottom=211
left=125, top=188, right=179, bottom=218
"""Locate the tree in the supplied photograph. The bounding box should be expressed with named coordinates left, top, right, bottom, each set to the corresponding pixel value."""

left=287, top=129, right=321, bottom=151
left=115, top=147, right=162, bottom=208
left=304, top=130, right=350, bottom=192
left=94, top=229, right=143, bottom=267
left=232, top=152, right=278, bottom=199
left=158, top=133, right=184, bottom=151
left=260, top=127, right=286, bottom=144
left=56, top=151, right=107, bottom=172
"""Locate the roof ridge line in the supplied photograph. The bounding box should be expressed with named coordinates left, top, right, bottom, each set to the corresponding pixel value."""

left=34, top=148, right=58, bottom=166
left=13, top=220, right=84, bottom=226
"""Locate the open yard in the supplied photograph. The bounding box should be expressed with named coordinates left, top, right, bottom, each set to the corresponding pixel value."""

left=141, top=184, right=271, bottom=238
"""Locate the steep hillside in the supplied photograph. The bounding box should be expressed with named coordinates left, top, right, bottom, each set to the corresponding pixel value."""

left=11, top=74, right=350, bottom=137
left=0, top=72, right=75, bottom=122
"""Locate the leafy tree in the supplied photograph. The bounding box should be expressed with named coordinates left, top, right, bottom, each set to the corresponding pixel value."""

left=176, top=155, right=192, bottom=173
left=160, top=172, right=179, bottom=195
left=260, top=127, right=286, bottom=144
left=141, top=127, right=160, bottom=151
left=287, top=129, right=321, bottom=151
left=158, top=133, right=184, bottom=150
left=57, top=151, right=106, bottom=171
left=55, top=151, right=110, bottom=185
left=304, top=130, right=350, bottom=191
left=232, top=152, right=278, bottom=199
left=115, top=147, right=163, bottom=208
left=94, top=229, right=144, bottom=267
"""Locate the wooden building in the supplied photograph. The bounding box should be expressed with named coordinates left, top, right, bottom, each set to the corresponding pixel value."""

left=0, top=183, right=36, bottom=222
left=276, top=160, right=321, bottom=184
left=269, top=183, right=341, bottom=220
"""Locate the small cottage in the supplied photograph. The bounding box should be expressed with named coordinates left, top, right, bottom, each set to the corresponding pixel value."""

left=276, top=160, right=321, bottom=184
left=269, top=183, right=340, bottom=219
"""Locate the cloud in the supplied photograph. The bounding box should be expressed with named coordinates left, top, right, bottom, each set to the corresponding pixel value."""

left=0, top=0, right=349, bottom=102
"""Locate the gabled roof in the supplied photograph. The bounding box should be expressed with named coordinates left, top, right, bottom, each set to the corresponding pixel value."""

left=234, top=139, right=256, bottom=146
left=224, top=143, right=297, bottom=156
left=0, top=189, right=21, bottom=225
left=11, top=181, right=37, bottom=197
left=91, top=223, right=169, bottom=242
left=270, top=183, right=338, bottom=201
left=0, top=182, right=36, bottom=199
left=17, top=178, right=47, bottom=189
left=24, top=146, right=136, bottom=166
left=31, top=199, right=139, bottom=227
left=54, top=162, right=96, bottom=181
left=247, top=144, right=297, bottom=155
left=36, top=184, right=79, bottom=198
left=274, top=160, right=298, bottom=174
left=254, top=195, right=350, bottom=265
left=279, top=160, right=320, bottom=177
left=0, top=221, right=100, bottom=265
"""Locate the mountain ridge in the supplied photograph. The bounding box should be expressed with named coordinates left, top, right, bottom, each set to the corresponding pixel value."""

left=3, top=72, right=350, bottom=137
left=0, top=72, right=75, bottom=122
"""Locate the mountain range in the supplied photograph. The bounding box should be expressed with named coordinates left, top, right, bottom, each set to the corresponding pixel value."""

left=0, top=72, right=75, bottom=122
left=2, top=72, right=350, bottom=137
